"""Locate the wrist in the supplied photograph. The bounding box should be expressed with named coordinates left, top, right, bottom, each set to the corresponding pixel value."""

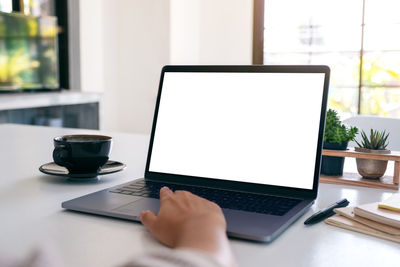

left=176, top=220, right=226, bottom=249
left=175, top=219, right=235, bottom=266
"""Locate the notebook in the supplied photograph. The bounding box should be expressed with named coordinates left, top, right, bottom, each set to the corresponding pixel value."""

left=379, top=193, right=400, bottom=213
left=325, top=215, right=400, bottom=243
left=62, top=65, right=330, bottom=242
left=334, top=206, right=400, bottom=235
left=354, top=202, right=400, bottom=228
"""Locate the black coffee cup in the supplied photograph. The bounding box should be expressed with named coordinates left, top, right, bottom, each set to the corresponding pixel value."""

left=53, top=134, right=112, bottom=174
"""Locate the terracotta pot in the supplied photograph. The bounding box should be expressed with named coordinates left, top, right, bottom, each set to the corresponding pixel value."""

left=355, top=147, right=391, bottom=179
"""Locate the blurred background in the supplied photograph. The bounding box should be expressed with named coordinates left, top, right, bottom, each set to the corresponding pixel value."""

left=0, top=0, right=399, bottom=134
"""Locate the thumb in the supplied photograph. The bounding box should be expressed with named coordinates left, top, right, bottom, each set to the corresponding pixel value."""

left=140, top=210, right=157, bottom=231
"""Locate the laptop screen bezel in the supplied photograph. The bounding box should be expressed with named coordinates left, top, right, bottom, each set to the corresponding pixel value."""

left=145, top=65, right=329, bottom=199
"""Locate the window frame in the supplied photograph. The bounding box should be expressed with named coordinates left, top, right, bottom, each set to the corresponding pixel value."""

left=252, top=0, right=264, bottom=65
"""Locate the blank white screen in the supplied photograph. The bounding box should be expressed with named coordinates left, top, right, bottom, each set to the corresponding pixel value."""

left=149, top=72, right=325, bottom=189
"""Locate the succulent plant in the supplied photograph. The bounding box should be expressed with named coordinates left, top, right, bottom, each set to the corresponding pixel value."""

left=324, top=109, right=358, bottom=144
left=355, top=129, right=389, bottom=150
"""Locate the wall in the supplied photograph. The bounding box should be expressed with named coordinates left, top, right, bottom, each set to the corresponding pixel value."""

left=79, top=0, right=170, bottom=133
left=110, top=0, right=170, bottom=134
left=169, top=0, right=201, bottom=64
left=170, top=0, right=253, bottom=65
left=78, top=0, right=105, bottom=93
left=79, top=0, right=253, bottom=134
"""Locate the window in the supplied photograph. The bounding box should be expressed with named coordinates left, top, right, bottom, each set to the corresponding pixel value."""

left=0, top=0, right=12, bottom=12
left=254, top=0, right=400, bottom=118
left=0, top=0, right=69, bottom=89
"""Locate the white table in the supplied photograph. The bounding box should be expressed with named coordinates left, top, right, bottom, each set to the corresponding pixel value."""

left=0, top=124, right=399, bottom=267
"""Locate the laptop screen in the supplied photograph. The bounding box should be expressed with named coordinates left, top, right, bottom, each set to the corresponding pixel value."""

left=148, top=68, right=327, bottom=190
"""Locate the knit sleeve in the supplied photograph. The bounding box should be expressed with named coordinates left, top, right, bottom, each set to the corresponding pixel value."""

left=121, top=248, right=225, bottom=267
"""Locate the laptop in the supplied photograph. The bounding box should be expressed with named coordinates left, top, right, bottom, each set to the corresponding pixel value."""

left=62, top=65, right=330, bottom=242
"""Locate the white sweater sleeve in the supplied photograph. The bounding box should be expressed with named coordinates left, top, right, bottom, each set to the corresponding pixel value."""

left=0, top=247, right=226, bottom=267
left=121, top=248, right=225, bottom=267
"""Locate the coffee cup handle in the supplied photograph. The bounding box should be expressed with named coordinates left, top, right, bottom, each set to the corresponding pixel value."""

left=53, top=145, right=71, bottom=167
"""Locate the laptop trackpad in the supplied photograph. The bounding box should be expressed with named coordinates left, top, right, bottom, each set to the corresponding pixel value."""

left=113, top=198, right=160, bottom=217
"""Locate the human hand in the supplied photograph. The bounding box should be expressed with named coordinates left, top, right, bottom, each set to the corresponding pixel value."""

left=140, top=187, right=236, bottom=266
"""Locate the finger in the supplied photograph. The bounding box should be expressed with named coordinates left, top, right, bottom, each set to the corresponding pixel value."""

left=174, top=190, right=196, bottom=202
left=160, top=186, right=173, bottom=201
left=176, top=190, right=202, bottom=200
left=174, top=190, right=194, bottom=199
left=140, top=210, right=157, bottom=231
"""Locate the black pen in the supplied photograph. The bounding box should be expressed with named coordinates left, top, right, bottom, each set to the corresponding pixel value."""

left=304, top=198, right=349, bottom=225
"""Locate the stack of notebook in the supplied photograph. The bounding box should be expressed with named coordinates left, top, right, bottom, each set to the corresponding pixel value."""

left=325, top=193, right=400, bottom=243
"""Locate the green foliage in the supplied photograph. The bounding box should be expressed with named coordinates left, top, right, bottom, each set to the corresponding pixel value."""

left=355, top=129, right=390, bottom=150
left=324, top=109, right=358, bottom=144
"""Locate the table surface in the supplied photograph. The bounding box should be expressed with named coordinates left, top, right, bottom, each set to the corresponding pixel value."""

left=0, top=124, right=399, bottom=267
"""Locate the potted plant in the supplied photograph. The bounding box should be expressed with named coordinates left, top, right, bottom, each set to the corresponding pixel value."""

left=354, top=129, right=390, bottom=179
left=321, top=109, right=358, bottom=176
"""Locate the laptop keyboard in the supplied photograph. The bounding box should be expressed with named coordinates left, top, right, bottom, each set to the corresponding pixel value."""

left=110, top=180, right=301, bottom=216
